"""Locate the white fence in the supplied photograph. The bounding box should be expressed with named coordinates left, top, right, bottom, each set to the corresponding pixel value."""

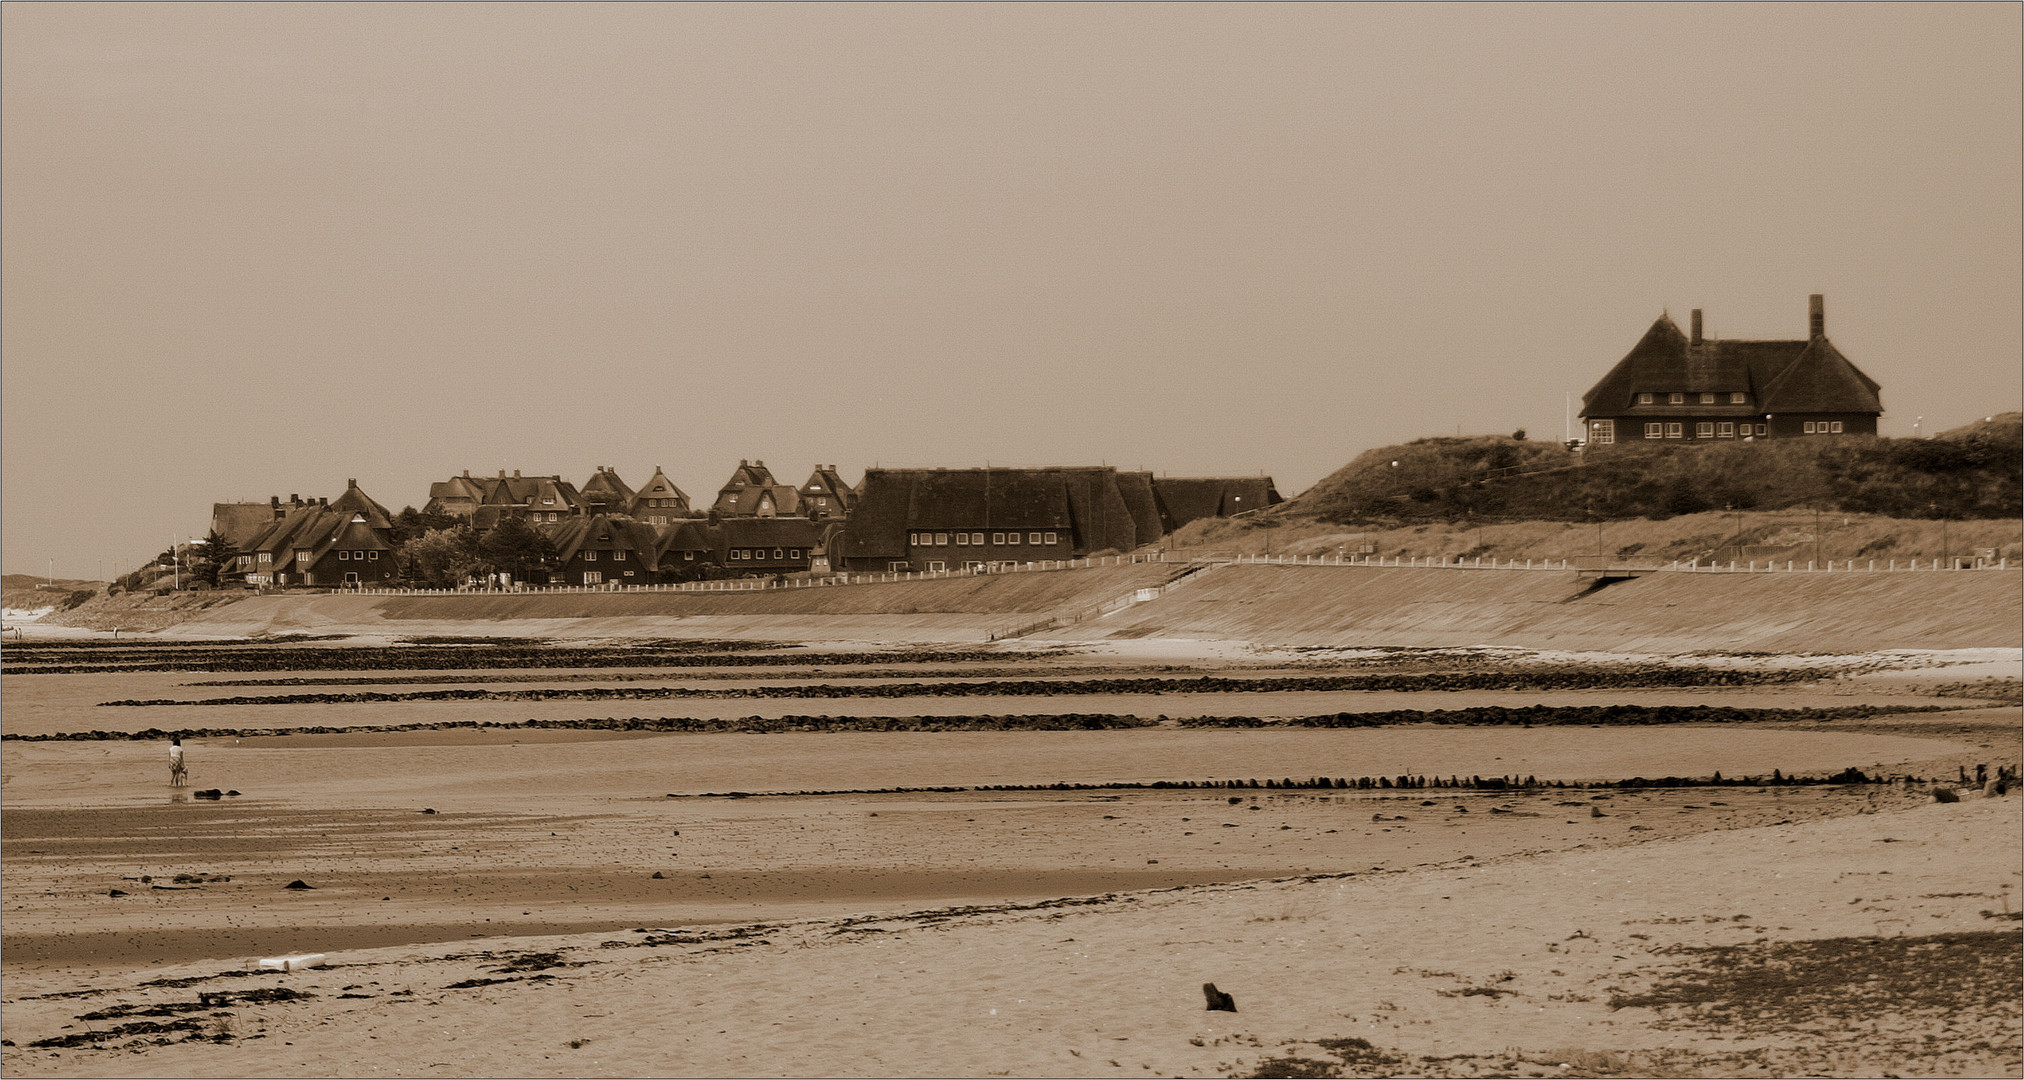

left=351, top=552, right=1174, bottom=597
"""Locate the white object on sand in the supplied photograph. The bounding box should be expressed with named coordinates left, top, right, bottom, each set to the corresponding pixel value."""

left=258, top=953, right=326, bottom=972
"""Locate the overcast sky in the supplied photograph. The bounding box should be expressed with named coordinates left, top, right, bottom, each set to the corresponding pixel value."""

left=4, top=4, right=2018, bottom=578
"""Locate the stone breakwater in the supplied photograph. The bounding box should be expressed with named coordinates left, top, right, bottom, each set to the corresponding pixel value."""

left=3, top=643, right=1022, bottom=676
left=95, top=667, right=1819, bottom=707
left=6, top=703, right=1959, bottom=740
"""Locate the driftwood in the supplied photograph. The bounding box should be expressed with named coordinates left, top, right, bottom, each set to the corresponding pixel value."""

left=1202, top=982, right=1237, bottom=1012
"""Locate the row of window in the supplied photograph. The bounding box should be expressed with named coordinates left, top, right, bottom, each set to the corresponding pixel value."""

left=580, top=549, right=626, bottom=561
left=1802, top=421, right=1846, bottom=434
left=1643, top=422, right=1766, bottom=439
left=1639, top=392, right=1748, bottom=406
left=729, top=548, right=806, bottom=560
left=909, top=531, right=1059, bottom=547
left=334, top=550, right=382, bottom=561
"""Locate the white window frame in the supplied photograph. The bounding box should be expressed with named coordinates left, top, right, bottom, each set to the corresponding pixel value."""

left=1696, top=421, right=1714, bottom=438
left=926, top=560, right=946, bottom=572
left=1717, top=422, right=1735, bottom=438
left=1644, top=423, right=1664, bottom=439
left=773, top=548, right=784, bottom=559
left=1668, top=392, right=1685, bottom=405
left=1591, top=419, right=1614, bottom=445
left=1005, top=532, right=1020, bottom=545
left=1665, top=423, right=1683, bottom=439
left=1044, top=532, right=1058, bottom=545
left=1029, top=532, right=1041, bottom=544
left=1699, top=393, right=1715, bottom=404
left=1830, top=421, right=1844, bottom=433
left=584, top=550, right=596, bottom=562
left=614, top=550, right=626, bottom=561
left=992, top=532, right=1005, bottom=545
left=1730, top=392, right=1747, bottom=404
left=1637, top=393, right=1654, bottom=405
left=935, top=533, right=948, bottom=546
left=583, top=571, right=601, bottom=585
left=1804, top=421, right=1817, bottom=434
left=955, top=533, right=969, bottom=546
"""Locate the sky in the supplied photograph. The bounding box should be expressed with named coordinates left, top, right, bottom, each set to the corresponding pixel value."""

left=4, top=4, right=2019, bottom=579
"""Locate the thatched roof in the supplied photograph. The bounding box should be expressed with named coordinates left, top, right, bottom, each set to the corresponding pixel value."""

left=842, top=467, right=1143, bottom=561
left=1582, top=303, right=1882, bottom=418
left=1152, top=477, right=1283, bottom=532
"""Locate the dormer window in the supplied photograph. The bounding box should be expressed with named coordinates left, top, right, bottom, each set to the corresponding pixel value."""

left=1668, top=393, right=1685, bottom=405
left=1699, top=393, right=1715, bottom=404
left=1730, top=392, right=1747, bottom=404
left=1638, top=393, right=1654, bottom=405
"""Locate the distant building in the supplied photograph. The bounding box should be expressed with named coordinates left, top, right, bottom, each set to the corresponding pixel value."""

left=426, top=470, right=583, bottom=524
left=711, top=460, right=801, bottom=518
left=542, top=513, right=660, bottom=587
left=1580, top=295, right=1882, bottom=445
left=233, top=480, right=397, bottom=587
left=629, top=467, right=694, bottom=524
left=578, top=466, right=636, bottom=514
left=794, top=465, right=857, bottom=520
left=840, top=467, right=1146, bottom=572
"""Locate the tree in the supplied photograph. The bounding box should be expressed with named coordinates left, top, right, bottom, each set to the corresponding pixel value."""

left=477, top=516, right=558, bottom=583
left=197, top=529, right=237, bottom=587
left=396, top=527, right=484, bottom=588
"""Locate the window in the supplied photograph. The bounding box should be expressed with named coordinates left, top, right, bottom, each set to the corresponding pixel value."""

left=369, top=550, right=380, bottom=560
left=889, top=561, right=910, bottom=571
left=1591, top=419, right=1614, bottom=445
left=772, top=548, right=784, bottom=560
left=1005, top=532, right=1020, bottom=545
left=584, top=551, right=596, bottom=561
left=926, top=560, right=946, bottom=572
left=684, top=551, right=695, bottom=560
left=1029, top=532, right=1041, bottom=544
left=1830, top=421, right=1844, bottom=433
left=1637, top=393, right=1654, bottom=405
left=1696, top=422, right=1714, bottom=438
left=789, top=549, right=801, bottom=559
left=955, top=532, right=970, bottom=546
left=1668, top=393, right=1684, bottom=405
left=1044, top=532, right=1058, bottom=545
left=260, top=552, right=271, bottom=563
left=1665, top=423, right=1683, bottom=439
left=1717, top=422, right=1735, bottom=438
left=583, top=571, right=601, bottom=584
left=1730, top=392, right=1747, bottom=404
left=338, top=550, right=350, bottom=560
left=992, top=532, right=1005, bottom=545
left=614, top=550, right=626, bottom=561
left=935, top=533, right=948, bottom=546
left=1803, top=421, right=1817, bottom=434
left=1644, top=423, right=1664, bottom=439
left=298, top=551, right=311, bottom=562
left=1699, top=393, right=1715, bottom=404
left=1756, top=424, right=1767, bottom=435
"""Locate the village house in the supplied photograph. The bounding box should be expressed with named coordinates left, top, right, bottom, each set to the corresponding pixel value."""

left=711, top=460, right=802, bottom=518
left=1580, top=295, right=1883, bottom=446
left=839, top=467, right=1146, bottom=573
left=578, top=466, right=636, bottom=513
left=234, top=480, right=398, bottom=587
left=629, top=467, right=694, bottom=524
left=794, top=465, right=857, bottom=521
left=425, top=470, right=584, bottom=524
left=714, top=516, right=827, bottom=574
left=540, top=513, right=661, bottom=586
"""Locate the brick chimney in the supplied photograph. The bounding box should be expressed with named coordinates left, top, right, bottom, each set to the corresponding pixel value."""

left=1690, top=309, right=1703, bottom=345
left=1809, top=294, right=1824, bottom=338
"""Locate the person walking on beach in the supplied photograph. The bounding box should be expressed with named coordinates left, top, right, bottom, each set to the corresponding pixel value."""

left=169, top=736, right=187, bottom=787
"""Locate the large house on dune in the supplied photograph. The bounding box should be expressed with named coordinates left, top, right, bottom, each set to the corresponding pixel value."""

left=232, top=480, right=399, bottom=587
left=1580, top=295, right=1882, bottom=446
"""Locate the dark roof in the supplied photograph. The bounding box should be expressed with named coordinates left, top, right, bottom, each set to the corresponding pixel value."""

left=719, top=517, right=823, bottom=547
left=580, top=467, right=635, bottom=506
left=210, top=503, right=275, bottom=549
left=841, top=467, right=1142, bottom=560
left=1115, top=472, right=1163, bottom=546
left=242, top=504, right=392, bottom=563
left=540, top=514, right=659, bottom=564
left=797, top=466, right=857, bottom=514
left=712, top=460, right=800, bottom=516
left=1151, top=477, right=1282, bottom=532
left=1582, top=308, right=1882, bottom=418
left=328, top=480, right=393, bottom=529
left=629, top=467, right=692, bottom=514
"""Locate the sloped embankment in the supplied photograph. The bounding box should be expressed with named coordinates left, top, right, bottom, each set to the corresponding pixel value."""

left=166, top=563, right=1185, bottom=641
left=1061, top=564, right=2023, bottom=653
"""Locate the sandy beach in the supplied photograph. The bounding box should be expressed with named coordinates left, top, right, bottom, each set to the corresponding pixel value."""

left=3, top=632, right=2018, bottom=1077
